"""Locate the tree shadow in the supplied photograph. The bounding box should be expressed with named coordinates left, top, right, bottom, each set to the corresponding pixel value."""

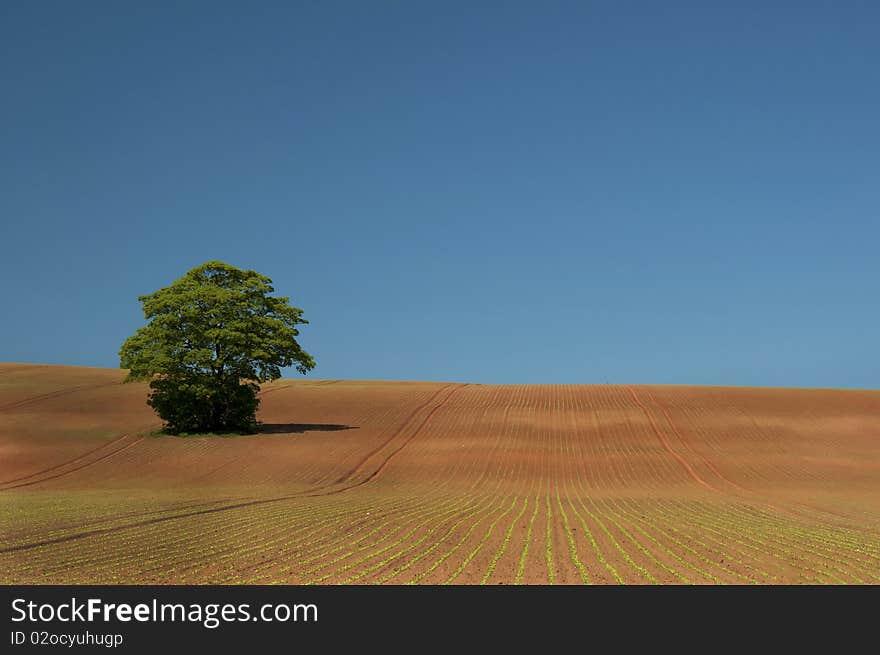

left=258, top=423, right=357, bottom=435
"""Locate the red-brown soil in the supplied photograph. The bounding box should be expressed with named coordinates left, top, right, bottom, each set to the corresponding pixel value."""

left=1, top=364, right=878, bottom=584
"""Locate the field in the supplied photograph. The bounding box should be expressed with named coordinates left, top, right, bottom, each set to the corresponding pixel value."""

left=1, top=363, right=879, bottom=584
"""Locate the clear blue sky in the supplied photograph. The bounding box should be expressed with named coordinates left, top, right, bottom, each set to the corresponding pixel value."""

left=2, top=2, right=877, bottom=388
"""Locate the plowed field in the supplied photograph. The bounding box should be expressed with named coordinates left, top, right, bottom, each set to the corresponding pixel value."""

left=2, top=364, right=878, bottom=584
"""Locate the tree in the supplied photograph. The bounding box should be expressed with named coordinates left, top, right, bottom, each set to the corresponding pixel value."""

left=119, top=260, right=315, bottom=434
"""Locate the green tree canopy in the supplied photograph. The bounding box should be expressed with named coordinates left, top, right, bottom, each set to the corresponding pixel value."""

left=119, top=260, right=315, bottom=434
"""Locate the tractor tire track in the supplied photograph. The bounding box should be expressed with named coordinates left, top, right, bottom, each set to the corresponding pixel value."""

left=643, top=389, right=749, bottom=493
left=0, top=382, right=121, bottom=412
left=0, top=381, right=304, bottom=489
left=255, top=383, right=300, bottom=397
left=2, top=497, right=242, bottom=544
left=0, top=494, right=309, bottom=554
left=0, top=437, right=146, bottom=490
left=331, top=384, right=457, bottom=485
left=0, top=430, right=156, bottom=487
left=316, top=384, right=468, bottom=493
left=625, top=385, right=717, bottom=493
left=0, top=384, right=469, bottom=554
left=642, top=389, right=880, bottom=537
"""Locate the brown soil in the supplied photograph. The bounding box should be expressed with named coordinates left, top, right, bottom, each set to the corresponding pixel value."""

left=1, top=364, right=878, bottom=584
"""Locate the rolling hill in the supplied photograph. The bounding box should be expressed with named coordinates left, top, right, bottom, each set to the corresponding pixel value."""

left=2, top=363, right=878, bottom=584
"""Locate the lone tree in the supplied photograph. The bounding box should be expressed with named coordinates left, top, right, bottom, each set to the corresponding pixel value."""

left=119, top=261, right=315, bottom=434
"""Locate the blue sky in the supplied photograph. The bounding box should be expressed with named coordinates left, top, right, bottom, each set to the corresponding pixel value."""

left=2, top=2, right=877, bottom=387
